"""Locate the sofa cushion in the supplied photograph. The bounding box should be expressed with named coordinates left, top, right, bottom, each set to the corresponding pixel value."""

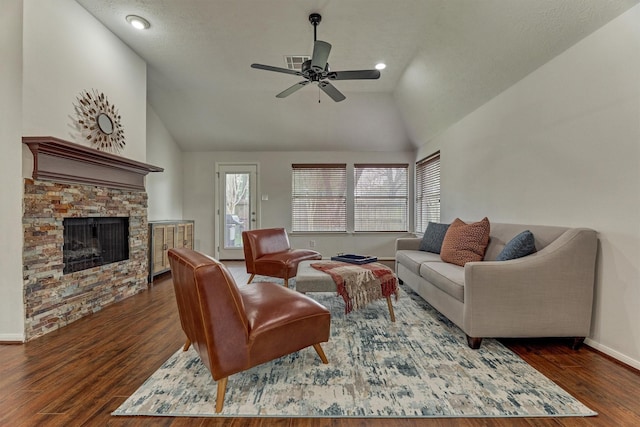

left=440, top=217, right=491, bottom=266
left=419, top=222, right=450, bottom=254
left=419, top=262, right=465, bottom=302
left=395, top=250, right=443, bottom=276
left=496, top=230, right=536, bottom=261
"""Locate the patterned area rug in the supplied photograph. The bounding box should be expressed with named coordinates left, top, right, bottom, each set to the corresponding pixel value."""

left=113, top=282, right=596, bottom=418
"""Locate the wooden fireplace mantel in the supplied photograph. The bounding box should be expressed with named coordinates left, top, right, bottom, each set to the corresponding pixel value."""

left=23, top=136, right=164, bottom=191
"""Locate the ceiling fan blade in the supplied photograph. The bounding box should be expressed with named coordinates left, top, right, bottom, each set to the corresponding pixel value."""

left=310, top=40, right=331, bottom=72
left=276, top=81, right=310, bottom=98
left=318, top=81, right=346, bottom=102
left=251, top=63, right=301, bottom=76
left=327, top=70, right=381, bottom=80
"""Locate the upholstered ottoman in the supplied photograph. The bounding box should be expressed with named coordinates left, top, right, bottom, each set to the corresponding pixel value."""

left=295, top=260, right=338, bottom=293
left=295, top=260, right=396, bottom=322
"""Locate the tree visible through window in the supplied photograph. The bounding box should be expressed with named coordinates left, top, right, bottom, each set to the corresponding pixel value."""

left=225, top=173, right=249, bottom=218
left=416, top=152, right=441, bottom=233
left=354, top=164, right=408, bottom=232
left=224, top=172, right=249, bottom=248
left=291, top=164, right=347, bottom=232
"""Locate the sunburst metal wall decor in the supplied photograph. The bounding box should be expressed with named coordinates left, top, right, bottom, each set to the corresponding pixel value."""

left=74, top=89, right=125, bottom=154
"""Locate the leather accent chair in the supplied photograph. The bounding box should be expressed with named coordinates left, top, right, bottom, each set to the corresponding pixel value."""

left=168, top=248, right=331, bottom=413
left=242, top=227, right=322, bottom=288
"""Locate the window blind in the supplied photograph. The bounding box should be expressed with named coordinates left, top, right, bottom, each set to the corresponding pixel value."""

left=354, top=164, right=408, bottom=232
left=291, top=164, right=347, bottom=232
left=415, top=152, right=441, bottom=233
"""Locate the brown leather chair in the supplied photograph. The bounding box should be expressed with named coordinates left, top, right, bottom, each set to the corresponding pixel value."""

left=168, top=248, right=330, bottom=413
left=242, top=227, right=322, bottom=288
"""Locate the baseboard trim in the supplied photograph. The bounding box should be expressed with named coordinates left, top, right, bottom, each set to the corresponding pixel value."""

left=585, top=338, right=640, bottom=371
left=0, top=333, right=25, bottom=343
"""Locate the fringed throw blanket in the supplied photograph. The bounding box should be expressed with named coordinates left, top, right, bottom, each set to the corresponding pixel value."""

left=310, top=261, right=398, bottom=314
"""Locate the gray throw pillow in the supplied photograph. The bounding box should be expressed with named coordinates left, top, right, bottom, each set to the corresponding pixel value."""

left=419, top=222, right=450, bottom=254
left=496, top=230, right=536, bottom=261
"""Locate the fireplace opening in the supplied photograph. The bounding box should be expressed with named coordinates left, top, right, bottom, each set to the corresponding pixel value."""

left=63, top=217, right=129, bottom=274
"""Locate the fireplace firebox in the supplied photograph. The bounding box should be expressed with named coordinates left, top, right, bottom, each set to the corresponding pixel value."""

left=63, top=217, right=129, bottom=274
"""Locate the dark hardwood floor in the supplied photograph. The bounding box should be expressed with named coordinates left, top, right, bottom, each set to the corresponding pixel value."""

left=1, top=262, right=639, bottom=426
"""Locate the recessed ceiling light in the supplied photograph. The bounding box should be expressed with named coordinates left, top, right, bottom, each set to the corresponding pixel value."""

left=126, top=15, right=150, bottom=30
left=375, top=63, right=386, bottom=70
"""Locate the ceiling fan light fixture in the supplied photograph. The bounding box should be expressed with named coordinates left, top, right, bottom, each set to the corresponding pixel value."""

left=126, top=15, right=150, bottom=30
left=375, top=62, right=387, bottom=70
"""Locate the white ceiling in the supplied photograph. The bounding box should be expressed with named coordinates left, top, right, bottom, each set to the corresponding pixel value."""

left=76, top=0, right=638, bottom=152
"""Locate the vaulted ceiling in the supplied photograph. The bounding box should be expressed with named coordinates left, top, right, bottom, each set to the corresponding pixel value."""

left=76, top=0, right=638, bottom=152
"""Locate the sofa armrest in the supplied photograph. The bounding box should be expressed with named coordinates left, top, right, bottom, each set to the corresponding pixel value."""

left=395, top=237, right=421, bottom=251
left=462, top=228, right=597, bottom=338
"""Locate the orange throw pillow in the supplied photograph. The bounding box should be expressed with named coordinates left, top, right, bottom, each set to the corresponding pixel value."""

left=440, top=217, right=490, bottom=266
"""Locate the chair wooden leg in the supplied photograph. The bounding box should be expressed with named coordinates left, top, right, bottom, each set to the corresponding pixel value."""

left=247, top=273, right=255, bottom=284
left=284, top=278, right=289, bottom=288
left=385, top=295, right=396, bottom=322
left=215, top=377, right=228, bottom=413
left=182, top=339, right=191, bottom=351
left=313, top=343, right=329, bottom=364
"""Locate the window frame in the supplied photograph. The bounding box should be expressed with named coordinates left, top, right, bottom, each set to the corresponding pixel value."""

left=353, top=163, right=409, bottom=232
left=291, top=163, right=347, bottom=233
left=415, top=152, right=441, bottom=233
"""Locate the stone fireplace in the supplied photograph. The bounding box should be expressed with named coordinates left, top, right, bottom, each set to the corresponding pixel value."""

left=22, top=136, right=162, bottom=341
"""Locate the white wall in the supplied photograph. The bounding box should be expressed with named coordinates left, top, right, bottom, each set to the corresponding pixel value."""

left=0, top=0, right=26, bottom=341
left=1, top=0, right=149, bottom=340
left=396, top=5, right=640, bottom=368
left=183, top=151, right=415, bottom=258
left=146, top=104, right=184, bottom=221
left=22, top=0, right=147, bottom=162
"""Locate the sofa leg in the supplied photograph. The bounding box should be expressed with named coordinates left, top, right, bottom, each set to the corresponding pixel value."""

left=466, top=335, right=482, bottom=349
left=571, top=337, right=585, bottom=350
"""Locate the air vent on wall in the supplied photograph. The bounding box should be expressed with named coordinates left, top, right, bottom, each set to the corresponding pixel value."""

left=284, top=55, right=311, bottom=71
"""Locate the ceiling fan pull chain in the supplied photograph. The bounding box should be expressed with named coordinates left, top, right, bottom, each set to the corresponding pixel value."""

left=318, top=87, right=321, bottom=103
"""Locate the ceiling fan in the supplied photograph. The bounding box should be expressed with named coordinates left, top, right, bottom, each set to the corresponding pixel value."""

left=251, top=13, right=381, bottom=102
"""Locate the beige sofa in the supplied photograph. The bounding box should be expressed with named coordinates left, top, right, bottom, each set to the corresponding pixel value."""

left=395, top=223, right=597, bottom=349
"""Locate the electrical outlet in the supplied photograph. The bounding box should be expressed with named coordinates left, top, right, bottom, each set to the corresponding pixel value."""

left=309, top=240, right=316, bottom=248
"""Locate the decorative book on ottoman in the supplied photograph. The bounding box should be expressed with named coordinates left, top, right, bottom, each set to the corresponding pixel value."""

left=330, top=254, right=378, bottom=264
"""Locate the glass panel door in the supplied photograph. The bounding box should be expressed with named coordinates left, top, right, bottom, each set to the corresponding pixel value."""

left=218, top=164, right=257, bottom=259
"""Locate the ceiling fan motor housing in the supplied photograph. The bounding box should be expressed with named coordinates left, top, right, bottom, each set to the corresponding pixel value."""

left=301, top=59, right=330, bottom=81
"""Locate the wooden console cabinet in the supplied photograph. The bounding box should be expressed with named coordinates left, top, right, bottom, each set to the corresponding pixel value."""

left=148, top=220, right=194, bottom=282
